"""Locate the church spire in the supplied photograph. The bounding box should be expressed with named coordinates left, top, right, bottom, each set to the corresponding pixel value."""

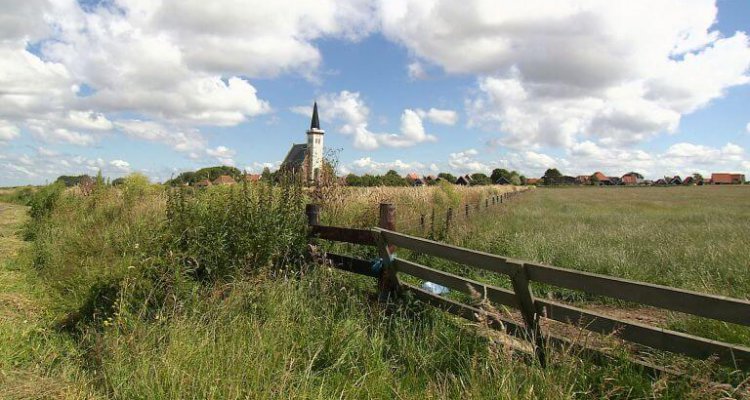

left=310, top=102, right=320, bottom=130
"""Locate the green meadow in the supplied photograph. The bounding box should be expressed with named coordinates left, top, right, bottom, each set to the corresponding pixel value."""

left=1, top=181, right=748, bottom=399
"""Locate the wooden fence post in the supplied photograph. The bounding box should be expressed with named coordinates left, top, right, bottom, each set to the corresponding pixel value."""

left=508, top=260, right=546, bottom=367
left=377, top=203, right=399, bottom=299
left=306, top=204, right=320, bottom=226
left=465, top=204, right=469, bottom=218
left=420, top=214, right=425, bottom=232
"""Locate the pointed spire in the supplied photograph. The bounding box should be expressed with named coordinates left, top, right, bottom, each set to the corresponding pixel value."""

left=310, top=102, right=320, bottom=130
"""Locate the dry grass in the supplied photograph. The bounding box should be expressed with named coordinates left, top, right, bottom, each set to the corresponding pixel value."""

left=319, top=183, right=527, bottom=228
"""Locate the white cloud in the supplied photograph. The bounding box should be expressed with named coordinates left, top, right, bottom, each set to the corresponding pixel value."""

left=746, top=122, right=750, bottom=134
left=381, top=0, right=750, bottom=149
left=109, top=159, right=131, bottom=172
left=448, top=149, right=493, bottom=174
left=244, top=161, right=281, bottom=173
left=416, top=108, right=458, bottom=125
left=0, top=120, right=20, bottom=142
left=306, top=91, right=438, bottom=150
left=206, top=145, right=237, bottom=166
left=27, top=123, right=95, bottom=146
left=348, top=157, right=426, bottom=175
left=407, top=61, right=427, bottom=80
left=115, top=120, right=206, bottom=153
left=67, top=110, right=114, bottom=131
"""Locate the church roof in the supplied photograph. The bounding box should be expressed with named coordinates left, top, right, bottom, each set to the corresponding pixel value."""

left=282, top=143, right=308, bottom=168
left=310, top=102, right=320, bottom=130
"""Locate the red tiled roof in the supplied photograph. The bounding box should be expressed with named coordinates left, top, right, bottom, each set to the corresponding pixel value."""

left=406, top=172, right=419, bottom=181
left=244, top=174, right=261, bottom=182
left=592, top=171, right=609, bottom=181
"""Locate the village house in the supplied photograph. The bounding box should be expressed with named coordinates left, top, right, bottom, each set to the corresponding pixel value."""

left=524, top=178, right=540, bottom=185
left=575, top=175, right=590, bottom=185
left=711, top=173, right=745, bottom=185
left=668, top=176, right=682, bottom=185
left=405, top=172, right=423, bottom=186
left=621, top=172, right=644, bottom=185
left=495, top=176, right=512, bottom=185
left=243, top=173, right=261, bottom=183
left=455, top=175, right=472, bottom=185
left=591, top=171, right=612, bottom=185
left=280, top=102, right=325, bottom=184
left=195, top=179, right=212, bottom=188
left=213, top=175, right=237, bottom=186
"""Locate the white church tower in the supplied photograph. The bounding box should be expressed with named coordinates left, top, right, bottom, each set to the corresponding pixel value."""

left=306, top=102, right=324, bottom=183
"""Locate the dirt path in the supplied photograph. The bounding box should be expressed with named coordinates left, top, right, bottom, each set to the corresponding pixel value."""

left=0, top=202, right=99, bottom=399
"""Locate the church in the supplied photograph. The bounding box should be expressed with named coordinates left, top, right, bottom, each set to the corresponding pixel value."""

left=280, top=102, right=325, bottom=184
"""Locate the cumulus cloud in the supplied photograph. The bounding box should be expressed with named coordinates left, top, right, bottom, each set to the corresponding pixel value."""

left=407, top=61, right=427, bottom=80
left=381, top=0, right=750, bottom=149
left=1, top=151, right=136, bottom=186
left=205, top=145, right=237, bottom=166
left=0, top=120, right=20, bottom=142
left=415, top=108, right=458, bottom=125
left=0, top=0, right=376, bottom=163
left=348, top=157, right=426, bottom=175
left=297, top=91, right=438, bottom=150
left=109, top=159, right=131, bottom=173
left=115, top=120, right=206, bottom=153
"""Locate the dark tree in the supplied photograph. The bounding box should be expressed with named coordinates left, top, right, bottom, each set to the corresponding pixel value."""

left=437, top=172, right=456, bottom=183
left=543, top=168, right=563, bottom=185
left=470, top=173, right=491, bottom=185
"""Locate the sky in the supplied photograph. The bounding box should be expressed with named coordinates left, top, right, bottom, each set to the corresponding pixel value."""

left=1, top=0, right=749, bottom=185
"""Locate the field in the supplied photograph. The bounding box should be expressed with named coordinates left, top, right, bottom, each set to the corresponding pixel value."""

left=0, top=182, right=748, bottom=398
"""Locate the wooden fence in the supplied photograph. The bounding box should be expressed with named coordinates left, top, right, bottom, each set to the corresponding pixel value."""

left=307, top=203, right=750, bottom=373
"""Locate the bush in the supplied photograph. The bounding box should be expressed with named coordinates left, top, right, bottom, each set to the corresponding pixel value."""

left=166, top=182, right=308, bottom=280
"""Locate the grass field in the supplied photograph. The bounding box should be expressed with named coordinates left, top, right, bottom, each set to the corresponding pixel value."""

left=1, top=182, right=748, bottom=398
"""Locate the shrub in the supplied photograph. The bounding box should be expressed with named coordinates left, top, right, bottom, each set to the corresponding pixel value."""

left=166, top=182, right=308, bottom=281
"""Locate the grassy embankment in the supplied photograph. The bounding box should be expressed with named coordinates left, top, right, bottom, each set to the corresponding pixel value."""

left=0, top=181, right=744, bottom=398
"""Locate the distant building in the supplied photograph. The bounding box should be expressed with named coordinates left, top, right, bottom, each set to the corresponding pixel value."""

left=455, top=175, right=472, bottom=185
left=524, top=178, right=540, bottom=185
left=281, top=102, right=325, bottom=184
left=213, top=175, right=237, bottom=186
left=711, top=173, right=745, bottom=185
left=682, top=176, right=695, bottom=185
left=668, top=176, right=682, bottom=185
left=591, top=171, right=612, bottom=185
left=495, top=176, right=512, bottom=185
left=621, top=172, right=644, bottom=185
left=560, top=176, right=576, bottom=185
left=196, top=179, right=212, bottom=188
left=575, top=175, right=590, bottom=185
left=244, top=174, right=261, bottom=183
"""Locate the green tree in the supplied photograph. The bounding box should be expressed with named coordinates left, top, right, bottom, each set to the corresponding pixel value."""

left=382, top=170, right=407, bottom=186
left=437, top=172, right=456, bottom=183
left=261, top=167, right=273, bottom=183
left=543, top=168, right=563, bottom=185
left=470, top=173, right=491, bottom=185
left=490, top=168, right=511, bottom=183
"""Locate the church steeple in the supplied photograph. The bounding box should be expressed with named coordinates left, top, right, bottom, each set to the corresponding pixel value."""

left=306, top=102, right=324, bottom=183
left=310, top=101, right=321, bottom=131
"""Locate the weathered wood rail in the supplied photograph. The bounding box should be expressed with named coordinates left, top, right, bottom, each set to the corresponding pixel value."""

left=307, top=203, right=750, bottom=373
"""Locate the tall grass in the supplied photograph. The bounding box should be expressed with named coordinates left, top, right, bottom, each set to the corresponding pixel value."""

left=1, top=182, right=745, bottom=398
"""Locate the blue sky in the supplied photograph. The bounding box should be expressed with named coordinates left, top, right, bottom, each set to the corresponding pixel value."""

left=1, top=0, right=749, bottom=185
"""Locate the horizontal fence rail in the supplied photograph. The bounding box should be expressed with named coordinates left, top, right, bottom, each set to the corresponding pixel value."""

left=306, top=202, right=750, bottom=373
